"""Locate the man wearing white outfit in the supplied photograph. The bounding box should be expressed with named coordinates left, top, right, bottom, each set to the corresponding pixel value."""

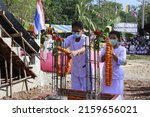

left=64, top=21, right=92, bottom=91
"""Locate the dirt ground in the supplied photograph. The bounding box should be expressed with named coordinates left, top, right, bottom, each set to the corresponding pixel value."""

left=124, top=80, right=150, bottom=100
left=1, top=59, right=150, bottom=100
left=123, top=59, right=150, bottom=100
left=2, top=79, right=150, bottom=100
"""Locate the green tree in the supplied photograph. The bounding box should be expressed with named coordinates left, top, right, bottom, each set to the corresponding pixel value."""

left=138, top=0, right=150, bottom=28
left=76, top=0, right=122, bottom=34
left=3, top=0, right=36, bottom=22
left=3, top=0, right=36, bottom=27
left=76, top=0, right=95, bottom=30
left=92, top=0, right=122, bottom=29
left=3, top=0, right=17, bottom=7
left=43, top=0, right=82, bottom=24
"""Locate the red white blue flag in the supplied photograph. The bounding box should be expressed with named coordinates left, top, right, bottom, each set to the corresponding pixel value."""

left=34, top=0, right=45, bottom=34
left=133, top=8, right=137, bottom=17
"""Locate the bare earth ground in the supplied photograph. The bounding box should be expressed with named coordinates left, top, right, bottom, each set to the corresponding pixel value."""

left=1, top=59, right=150, bottom=100
left=123, top=59, right=150, bottom=100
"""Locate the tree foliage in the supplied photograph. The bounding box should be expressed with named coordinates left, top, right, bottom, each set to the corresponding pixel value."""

left=76, top=0, right=122, bottom=35
left=138, top=0, right=150, bottom=28
left=2, top=0, right=150, bottom=32
left=3, top=0, right=36, bottom=24
left=42, top=0, right=81, bottom=24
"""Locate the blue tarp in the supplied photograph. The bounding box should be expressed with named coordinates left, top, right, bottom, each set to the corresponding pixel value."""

left=51, top=24, right=72, bottom=33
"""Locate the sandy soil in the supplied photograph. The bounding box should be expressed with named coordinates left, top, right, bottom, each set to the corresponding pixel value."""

left=123, top=59, right=150, bottom=100
left=124, top=59, right=150, bottom=80
left=1, top=59, right=150, bottom=100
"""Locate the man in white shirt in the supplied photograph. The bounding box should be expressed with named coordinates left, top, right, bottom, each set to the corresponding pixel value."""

left=64, top=21, right=91, bottom=91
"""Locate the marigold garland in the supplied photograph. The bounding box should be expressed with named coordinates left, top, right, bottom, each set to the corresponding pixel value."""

left=105, top=38, right=113, bottom=86
left=56, top=46, right=71, bottom=76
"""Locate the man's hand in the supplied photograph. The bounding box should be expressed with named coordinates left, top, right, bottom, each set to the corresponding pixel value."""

left=90, top=34, right=96, bottom=42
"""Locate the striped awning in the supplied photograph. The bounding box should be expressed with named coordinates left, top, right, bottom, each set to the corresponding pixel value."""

left=51, top=24, right=72, bottom=33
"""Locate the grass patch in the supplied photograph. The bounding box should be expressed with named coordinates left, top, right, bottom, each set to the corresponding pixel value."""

left=127, top=54, right=150, bottom=61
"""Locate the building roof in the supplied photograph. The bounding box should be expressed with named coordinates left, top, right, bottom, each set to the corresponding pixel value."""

left=0, top=1, right=40, bottom=55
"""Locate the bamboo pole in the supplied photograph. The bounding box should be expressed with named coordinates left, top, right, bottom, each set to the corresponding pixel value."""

left=10, top=51, right=13, bottom=98
left=0, top=67, right=1, bottom=88
left=24, top=69, right=28, bottom=91
left=5, top=60, right=8, bottom=82
left=0, top=25, right=1, bottom=37
left=142, top=0, right=145, bottom=29
left=19, top=68, right=21, bottom=80
left=5, top=60, right=9, bottom=96
left=22, top=36, right=29, bottom=91
left=0, top=76, right=32, bottom=88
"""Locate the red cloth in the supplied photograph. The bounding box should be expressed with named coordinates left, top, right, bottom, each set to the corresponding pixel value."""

left=40, top=50, right=71, bottom=73
left=40, top=51, right=54, bottom=72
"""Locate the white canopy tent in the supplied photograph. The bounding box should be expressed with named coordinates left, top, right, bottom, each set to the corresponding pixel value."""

left=114, top=23, right=138, bottom=35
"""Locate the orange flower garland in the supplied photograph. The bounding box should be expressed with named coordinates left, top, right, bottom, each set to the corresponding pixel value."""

left=105, top=38, right=113, bottom=86
left=57, top=46, right=72, bottom=76
left=57, top=46, right=71, bottom=55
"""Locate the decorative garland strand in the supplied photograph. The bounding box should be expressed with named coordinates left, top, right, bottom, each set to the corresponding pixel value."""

left=105, top=38, right=113, bottom=86
left=57, top=46, right=72, bottom=76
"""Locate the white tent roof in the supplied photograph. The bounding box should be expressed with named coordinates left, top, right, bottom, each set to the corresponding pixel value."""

left=114, top=23, right=138, bottom=35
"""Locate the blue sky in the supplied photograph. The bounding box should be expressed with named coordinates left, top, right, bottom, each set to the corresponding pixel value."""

left=93, top=0, right=142, bottom=7
left=109, top=0, right=141, bottom=7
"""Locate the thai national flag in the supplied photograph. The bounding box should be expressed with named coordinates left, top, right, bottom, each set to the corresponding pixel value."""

left=133, top=8, right=137, bottom=17
left=34, top=0, right=45, bottom=34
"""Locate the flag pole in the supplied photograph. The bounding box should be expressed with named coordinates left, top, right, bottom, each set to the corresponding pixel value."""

left=37, top=32, right=41, bottom=46
left=141, top=0, right=145, bottom=29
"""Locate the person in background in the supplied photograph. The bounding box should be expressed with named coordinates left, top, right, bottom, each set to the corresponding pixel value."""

left=99, top=31, right=126, bottom=99
left=43, top=34, right=53, bottom=60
